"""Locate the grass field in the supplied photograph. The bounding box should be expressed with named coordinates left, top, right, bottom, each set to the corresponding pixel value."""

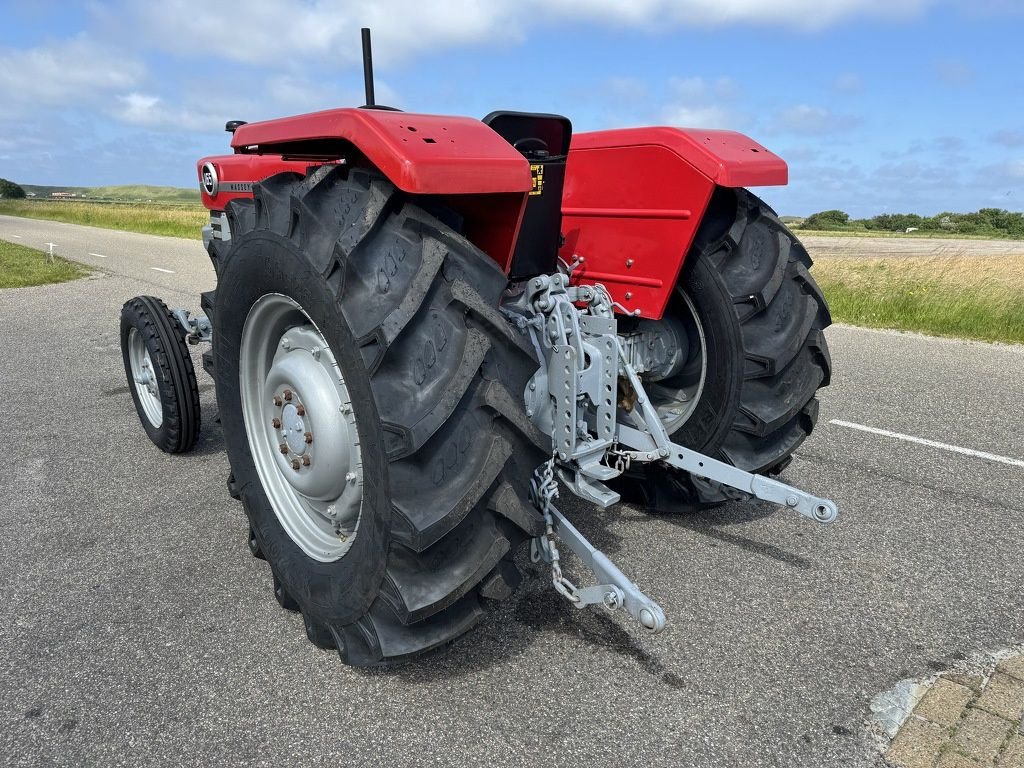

left=813, top=254, right=1024, bottom=344
left=0, top=199, right=205, bottom=239
left=0, top=239, right=89, bottom=289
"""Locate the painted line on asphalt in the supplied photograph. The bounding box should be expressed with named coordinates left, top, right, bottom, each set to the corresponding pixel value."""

left=830, top=420, right=1024, bottom=468
left=88, top=252, right=108, bottom=258
left=10, top=234, right=21, bottom=238
left=151, top=267, right=175, bottom=274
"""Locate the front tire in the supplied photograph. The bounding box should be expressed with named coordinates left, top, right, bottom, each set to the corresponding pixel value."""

left=120, top=295, right=201, bottom=453
left=213, top=166, right=545, bottom=666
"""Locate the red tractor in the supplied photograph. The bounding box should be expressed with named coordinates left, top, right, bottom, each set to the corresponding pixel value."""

left=121, top=30, right=834, bottom=665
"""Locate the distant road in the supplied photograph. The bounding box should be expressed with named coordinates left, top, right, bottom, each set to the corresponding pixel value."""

left=5, top=211, right=1024, bottom=269
left=800, top=233, right=1024, bottom=259
left=0, top=214, right=213, bottom=300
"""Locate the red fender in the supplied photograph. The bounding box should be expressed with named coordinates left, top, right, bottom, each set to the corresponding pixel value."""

left=561, top=127, right=788, bottom=319
left=198, top=108, right=532, bottom=267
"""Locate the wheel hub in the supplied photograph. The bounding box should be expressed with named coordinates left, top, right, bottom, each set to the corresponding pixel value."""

left=279, top=401, right=309, bottom=456
left=127, top=327, right=162, bottom=428
left=239, top=294, right=363, bottom=562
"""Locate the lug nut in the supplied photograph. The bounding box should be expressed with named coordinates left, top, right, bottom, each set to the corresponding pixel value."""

left=304, top=431, right=313, bottom=444
left=291, top=458, right=301, bottom=471
left=295, top=404, right=305, bottom=416
left=283, top=389, right=293, bottom=402
left=346, top=472, right=357, bottom=484
left=273, top=395, right=283, bottom=407
left=272, top=417, right=281, bottom=429
left=279, top=443, right=289, bottom=455
left=301, top=455, right=311, bottom=467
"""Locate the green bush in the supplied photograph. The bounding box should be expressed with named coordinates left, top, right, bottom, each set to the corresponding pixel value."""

left=0, top=178, right=26, bottom=199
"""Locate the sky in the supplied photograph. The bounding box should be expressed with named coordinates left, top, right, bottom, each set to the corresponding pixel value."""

left=1, top=0, right=1022, bottom=217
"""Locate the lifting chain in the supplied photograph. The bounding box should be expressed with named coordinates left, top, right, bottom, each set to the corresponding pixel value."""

left=528, top=456, right=581, bottom=604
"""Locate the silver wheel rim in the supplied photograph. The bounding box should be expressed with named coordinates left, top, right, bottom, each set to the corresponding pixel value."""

left=646, top=291, right=708, bottom=434
left=128, top=327, right=163, bottom=428
left=239, top=294, right=363, bottom=562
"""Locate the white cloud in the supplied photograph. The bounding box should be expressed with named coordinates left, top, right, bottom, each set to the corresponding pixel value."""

left=113, top=92, right=223, bottom=132
left=104, top=0, right=935, bottom=68
left=661, top=76, right=743, bottom=129
left=663, top=105, right=739, bottom=129
left=769, top=104, right=861, bottom=135
left=0, top=35, right=143, bottom=114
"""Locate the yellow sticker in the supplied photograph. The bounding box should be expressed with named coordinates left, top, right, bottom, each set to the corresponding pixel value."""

left=530, top=163, right=544, bottom=196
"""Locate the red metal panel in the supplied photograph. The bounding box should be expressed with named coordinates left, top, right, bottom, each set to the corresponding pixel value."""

left=561, top=127, right=788, bottom=319
left=196, top=155, right=323, bottom=209
left=560, top=143, right=716, bottom=320
left=570, top=127, right=787, bottom=188
left=230, top=108, right=532, bottom=195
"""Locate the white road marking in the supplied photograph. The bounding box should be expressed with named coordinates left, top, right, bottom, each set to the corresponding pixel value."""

left=10, top=234, right=21, bottom=238
left=150, top=267, right=175, bottom=274
left=830, top=420, right=1024, bottom=469
left=88, top=252, right=108, bottom=258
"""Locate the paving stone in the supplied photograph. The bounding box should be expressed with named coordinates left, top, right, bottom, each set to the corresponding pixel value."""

left=935, top=751, right=982, bottom=768
left=997, top=656, right=1024, bottom=684
left=999, top=734, right=1024, bottom=768
left=976, top=672, right=1024, bottom=723
left=955, top=708, right=1016, bottom=764
left=887, top=717, right=950, bottom=768
left=944, top=674, right=987, bottom=697
left=916, top=679, right=976, bottom=727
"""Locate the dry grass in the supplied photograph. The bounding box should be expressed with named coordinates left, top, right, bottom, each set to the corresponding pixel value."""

left=812, top=253, right=1024, bottom=344
left=0, top=199, right=205, bottom=239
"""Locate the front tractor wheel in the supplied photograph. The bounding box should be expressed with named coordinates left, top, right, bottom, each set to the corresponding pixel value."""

left=120, top=295, right=201, bottom=453
left=618, top=187, right=832, bottom=510
left=213, top=166, right=544, bottom=665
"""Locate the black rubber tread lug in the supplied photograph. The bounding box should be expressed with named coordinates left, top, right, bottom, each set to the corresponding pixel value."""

left=487, top=481, right=544, bottom=537
left=371, top=290, right=492, bottom=459
left=721, top=400, right=819, bottom=473
left=303, top=613, right=337, bottom=650
left=732, top=347, right=826, bottom=437
left=390, top=412, right=514, bottom=551
left=273, top=575, right=300, bottom=612
left=247, top=526, right=265, bottom=559
left=380, top=512, right=512, bottom=624
left=364, top=597, right=484, bottom=663
left=478, top=558, right=523, bottom=602
left=252, top=172, right=304, bottom=236
left=739, top=275, right=820, bottom=380
left=225, top=197, right=255, bottom=241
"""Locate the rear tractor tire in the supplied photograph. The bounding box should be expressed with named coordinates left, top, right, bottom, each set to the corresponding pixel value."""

left=212, top=166, right=545, bottom=666
left=120, top=295, right=201, bottom=454
left=617, top=187, right=832, bottom=511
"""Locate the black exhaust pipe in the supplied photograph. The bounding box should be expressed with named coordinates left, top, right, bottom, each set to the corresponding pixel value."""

left=361, top=28, right=375, bottom=107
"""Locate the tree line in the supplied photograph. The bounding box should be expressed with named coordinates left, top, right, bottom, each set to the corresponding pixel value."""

left=0, top=178, right=26, bottom=199
left=799, top=208, right=1024, bottom=238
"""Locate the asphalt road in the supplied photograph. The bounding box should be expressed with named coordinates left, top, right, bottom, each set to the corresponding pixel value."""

left=1, top=217, right=1022, bottom=767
